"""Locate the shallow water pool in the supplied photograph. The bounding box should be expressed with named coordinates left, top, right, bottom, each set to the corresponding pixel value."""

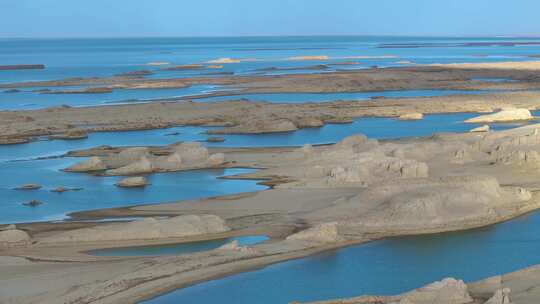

left=89, top=235, right=269, bottom=257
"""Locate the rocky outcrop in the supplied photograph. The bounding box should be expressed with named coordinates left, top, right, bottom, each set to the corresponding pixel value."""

left=208, top=153, right=226, bottom=166
left=39, top=215, right=230, bottom=244
left=217, top=240, right=259, bottom=254
left=0, top=226, right=31, bottom=247
left=398, top=113, right=424, bottom=120
left=65, top=142, right=227, bottom=175
left=494, top=150, right=540, bottom=167
left=106, top=147, right=150, bottom=168
left=106, top=156, right=153, bottom=175
left=23, top=200, right=43, bottom=207
left=115, top=176, right=148, bottom=188
left=48, top=129, right=88, bottom=140
left=13, top=184, right=41, bottom=190
left=345, top=176, right=531, bottom=232
left=286, top=222, right=343, bottom=243
left=484, top=288, right=512, bottom=304
left=172, top=142, right=209, bottom=164
left=51, top=186, right=83, bottom=193
left=465, top=108, right=532, bottom=123
left=398, top=278, right=472, bottom=304
left=65, top=156, right=107, bottom=172
left=470, top=125, right=490, bottom=133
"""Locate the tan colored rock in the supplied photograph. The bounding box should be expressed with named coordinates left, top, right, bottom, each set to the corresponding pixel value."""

left=470, top=125, right=490, bottom=133
left=48, top=129, right=88, bottom=140
left=218, top=240, right=240, bottom=251
left=0, top=228, right=31, bottom=247
left=400, top=278, right=472, bottom=304
left=65, top=156, right=107, bottom=172
left=352, top=176, right=531, bottom=231
left=495, top=150, right=540, bottom=166
left=107, top=147, right=150, bottom=167
left=288, top=55, right=329, bottom=61
left=207, top=57, right=241, bottom=64
left=39, top=215, right=230, bottom=244
left=207, top=153, right=226, bottom=166
left=286, top=222, right=343, bottom=243
left=485, top=288, right=512, bottom=304
left=153, top=152, right=183, bottom=170
left=14, top=183, right=41, bottom=190
left=398, top=113, right=424, bottom=120
left=383, top=159, right=429, bottom=178
left=115, top=176, right=148, bottom=188
left=172, top=142, right=209, bottom=164
left=465, top=108, right=532, bottom=123
left=106, top=156, right=153, bottom=176
left=328, top=166, right=368, bottom=184
left=300, top=144, right=315, bottom=158
left=337, top=134, right=368, bottom=148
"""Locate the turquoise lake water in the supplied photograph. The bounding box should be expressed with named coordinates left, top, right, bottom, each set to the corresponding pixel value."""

left=2, top=36, right=540, bottom=303
left=89, top=235, right=269, bottom=257
left=2, top=36, right=540, bottom=85
left=0, top=85, right=217, bottom=110
left=0, top=160, right=264, bottom=224
left=1, top=36, right=540, bottom=110
left=1, top=113, right=532, bottom=162
left=143, top=211, right=540, bottom=304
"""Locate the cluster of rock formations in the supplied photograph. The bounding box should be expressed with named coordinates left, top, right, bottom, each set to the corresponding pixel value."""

left=65, top=142, right=226, bottom=175
left=303, top=277, right=513, bottom=304
left=289, top=135, right=430, bottom=188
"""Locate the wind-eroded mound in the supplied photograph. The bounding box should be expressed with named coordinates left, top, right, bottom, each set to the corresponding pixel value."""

left=65, top=142, right=227, bottom=175
left=0, top=227, right=31, bottom=247
left=342, top=176, right=531, bottom=232
left=38, top=215, right=230, bottom=244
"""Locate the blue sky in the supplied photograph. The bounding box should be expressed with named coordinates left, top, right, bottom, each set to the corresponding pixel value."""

left=1, top=0, right=540, bottom=38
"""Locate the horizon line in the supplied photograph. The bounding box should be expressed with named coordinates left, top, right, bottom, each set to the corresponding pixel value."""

left=2, top=33, right=540, bottom=40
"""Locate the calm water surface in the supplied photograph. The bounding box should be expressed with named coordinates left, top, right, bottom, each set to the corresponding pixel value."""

left=0, top=160, right=264, bottom=224
left=2, top=36, right=540, bottom=84
left=143, top=211, right=540, bottom=304
left=1, top=113, right=532, bottom=162
left=0, top=85, right=217, bottom=110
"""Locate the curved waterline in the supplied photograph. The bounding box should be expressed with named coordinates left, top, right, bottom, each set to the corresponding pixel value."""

left=142, top=210, right=540, bottom=304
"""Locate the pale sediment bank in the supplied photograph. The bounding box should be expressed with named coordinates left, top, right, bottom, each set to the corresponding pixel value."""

left=4, top=124, right=540, bottom=303
left=3, top=90, right=540, bottom=144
